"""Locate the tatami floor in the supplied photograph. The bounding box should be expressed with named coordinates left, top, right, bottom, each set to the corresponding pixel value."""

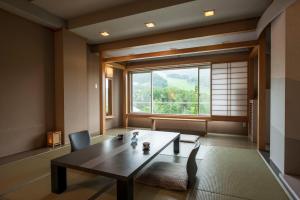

left=0, top=128, right=290, bottom=200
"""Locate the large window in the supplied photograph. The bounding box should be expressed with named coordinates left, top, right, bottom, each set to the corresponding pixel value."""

left=199, top=67, right=211, bottom=115
left=131, top=62, right=248, bottom=117
left=131, top=72, right=151, bottom=113
left=131, top=66, right=211, bottom=115
left=153, top=68, right=198, bottom=114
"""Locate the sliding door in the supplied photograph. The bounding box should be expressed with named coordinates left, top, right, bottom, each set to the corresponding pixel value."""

left=211, top=61, right=248, bottom=117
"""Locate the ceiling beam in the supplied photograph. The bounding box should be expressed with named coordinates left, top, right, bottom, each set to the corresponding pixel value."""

left=103, top=40, right=257, bottom=63
left=0, top=0, right=65, bottom=29
left=106, top=63, right=125, bottom=70
left=91, top=18, right=258, bottom=52
left=126, top=51, right=250, bottom=70
left=68, top=0, right=195, bottom=29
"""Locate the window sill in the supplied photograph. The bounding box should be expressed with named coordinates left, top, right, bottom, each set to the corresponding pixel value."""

left=126, top=113, right=248, bottom=122
left=127, top=113, right=210, bottom=119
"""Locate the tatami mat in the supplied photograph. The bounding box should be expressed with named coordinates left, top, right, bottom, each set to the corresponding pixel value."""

left=195, top=146, right=289, bottom=200
left=0, top=157, right=49, bottom=195
left=0, top=130, right=289, bottom=200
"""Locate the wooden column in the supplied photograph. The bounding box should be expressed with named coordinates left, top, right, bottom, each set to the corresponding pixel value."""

left=122, top=69, right=129, bottom=127
left=257, top=32, right=267, bottom=150
left=99, top=52, right=106, bottom=134
left=248, top=47, right=258, bottom=100
left=54, top=30, right=65, bottom=143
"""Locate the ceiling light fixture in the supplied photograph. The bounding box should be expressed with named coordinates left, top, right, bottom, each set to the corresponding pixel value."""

left=145, top=22, right=155, bottom=28
left=100, top=32, right=110, bottom=37
left=204, top=10, right=215, bottom=17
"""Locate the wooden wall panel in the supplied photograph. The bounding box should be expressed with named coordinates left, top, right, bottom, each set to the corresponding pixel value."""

left=99, top=52, right=106, bottom=134
left=257, top=32, right=267, bottom=150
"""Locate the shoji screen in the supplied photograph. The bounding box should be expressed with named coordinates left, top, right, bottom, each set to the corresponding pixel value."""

left=211, top=61, right=248, bottom=116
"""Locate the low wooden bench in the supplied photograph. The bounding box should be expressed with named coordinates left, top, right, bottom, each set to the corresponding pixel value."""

left=150, top=117, right=208, bottom=136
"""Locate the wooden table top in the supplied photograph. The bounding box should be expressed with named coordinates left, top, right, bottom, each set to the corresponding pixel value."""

left=51, top=130, right=180, bottom=180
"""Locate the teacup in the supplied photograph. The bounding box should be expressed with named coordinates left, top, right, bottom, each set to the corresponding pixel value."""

left=143, top=142, right=150, bottom=150
left=117, top=134, right=124, bottom=140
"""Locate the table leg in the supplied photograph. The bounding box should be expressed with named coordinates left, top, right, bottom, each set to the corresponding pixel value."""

left=51, top=163, right=67, bottom=194
left=117, top=178, right=134, bottom=200
left=174, top=135, right=180, bottom=154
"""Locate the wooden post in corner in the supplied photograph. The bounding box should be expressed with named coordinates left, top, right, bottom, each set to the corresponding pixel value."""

left=257, top=32, right=267, bottom=150
left=122, top=69, right=129, bottom=128
left=99, top=51, right=106, bottom=134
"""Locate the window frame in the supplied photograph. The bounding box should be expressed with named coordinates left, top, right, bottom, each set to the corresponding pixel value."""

left=105, top=78, right=113, bottom=118
left=129, top=65, right=211, bottom=116
left=130, top=71, right=152, bottom=114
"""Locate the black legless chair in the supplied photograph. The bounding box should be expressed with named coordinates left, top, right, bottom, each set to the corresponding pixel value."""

left=69, top=130, right=91, bottom=152
left=186, top=141, right=200, bottom=187
left=136, top=141, right=201, bottom=191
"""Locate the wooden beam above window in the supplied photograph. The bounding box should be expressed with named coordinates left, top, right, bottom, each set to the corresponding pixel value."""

left=126, top=52, right=250, bottom=71
left=90, top=18, right=258, bottom=52
left=103, top=41, right=257, bottom=63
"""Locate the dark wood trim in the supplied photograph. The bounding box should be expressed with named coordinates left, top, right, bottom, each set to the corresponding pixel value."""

left=250, top=46, right=259, bottom=58
left=248, top=46, right=258, bottom=128
left=126, top=52, right=249, bottom=71
left=106, top=78, right=113, bottom=116
left=107, top=62, right=126, bottom=70
left=248, top=48, right=258, bottom=100
left=104, top=41, right=257, bottom=63
left=99, top=52, right=106, bottom=134
left=122, top=69, right=129, bottom=127
left=257, top=32, right=267, bottom=150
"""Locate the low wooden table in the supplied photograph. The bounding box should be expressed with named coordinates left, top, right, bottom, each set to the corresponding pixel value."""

left=51, top=130, right=180, bottom=200
left=150, top=117, right=208, bottom=135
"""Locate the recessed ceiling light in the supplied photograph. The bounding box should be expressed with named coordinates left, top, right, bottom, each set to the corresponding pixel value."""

left=145, top=22, right=155, bottom=28
left=204, top=10, right=215, bottom=17
left=100, top=32, right=110, bottom=37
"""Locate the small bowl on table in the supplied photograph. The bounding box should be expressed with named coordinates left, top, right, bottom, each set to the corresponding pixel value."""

left=116, top=134, right=124, bottom=140
left=143, top=142, right=150, bottom=151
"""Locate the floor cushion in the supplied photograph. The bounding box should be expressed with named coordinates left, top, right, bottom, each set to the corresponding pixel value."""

left=136, top=161, right=188, bottom=191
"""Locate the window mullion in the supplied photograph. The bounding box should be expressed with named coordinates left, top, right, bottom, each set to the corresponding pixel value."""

left=210, top=64, right=212, bottom=116
left=198, top=67, right=200, bottom=115
left=151, top=71, right=153, bottom=114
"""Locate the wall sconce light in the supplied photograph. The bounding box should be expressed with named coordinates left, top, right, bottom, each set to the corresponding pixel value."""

left=105, top=66, right=114, bottom=78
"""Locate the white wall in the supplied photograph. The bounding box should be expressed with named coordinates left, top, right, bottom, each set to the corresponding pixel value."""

left=270, top=0, right=300, bottom=175
left=270, top=11, right=286, bottom=172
